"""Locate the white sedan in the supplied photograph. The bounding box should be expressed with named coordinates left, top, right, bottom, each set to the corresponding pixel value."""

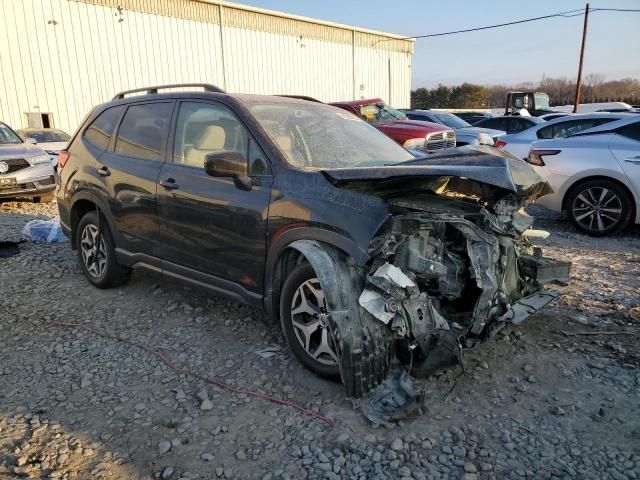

left=528, top=116, right=640, bottom=236
left=497, top=113, right=632, bottom=160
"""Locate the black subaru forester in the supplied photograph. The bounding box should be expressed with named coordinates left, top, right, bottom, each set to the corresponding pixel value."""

left=57, top=84, right=569, bottom=399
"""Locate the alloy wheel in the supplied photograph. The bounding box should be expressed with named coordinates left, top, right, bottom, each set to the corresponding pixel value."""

left=571, top=186, right=623, bottom=233
left=290, top=278, right=338, bottom=366
left=80, top=224, right=107, bottom=279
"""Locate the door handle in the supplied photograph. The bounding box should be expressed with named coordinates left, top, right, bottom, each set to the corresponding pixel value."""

left=97, top=166, right=110, bottom=176
left=160, top=178, right=180, bottom=190
left=624, top=156, right=640, bottom=163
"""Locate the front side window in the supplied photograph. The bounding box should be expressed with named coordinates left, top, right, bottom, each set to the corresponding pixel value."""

left=0, top=123, right=24, bottom=145
left=115, top=103, right=172, bottom=161
left=84, top=106, right=124, bottom=150
left=534, top=94, right=550, bottom=110
left=173, top=101, right=249, bottom=168
left=250, top=102, right=414, bottom=169
left=359, top=103, right=407, bottom=125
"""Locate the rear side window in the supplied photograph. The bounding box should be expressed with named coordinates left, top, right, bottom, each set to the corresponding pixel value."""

left=619, top=122, right=640, bottom=142
left=537, top=119, right=616, bottom=139
left=115, top=103, right=173, bottom=161
left=84, top=106, right=124, bottom=150
left=484, top=118, right=507, bottom=131
left=510, top=118, right=532, bottom=132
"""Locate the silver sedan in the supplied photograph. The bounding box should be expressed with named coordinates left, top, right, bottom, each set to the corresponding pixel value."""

left=527, top=116, right=640, bottom=236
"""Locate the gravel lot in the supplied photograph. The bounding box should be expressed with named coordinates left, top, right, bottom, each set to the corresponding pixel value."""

left=1, top=200, right=639, bottom=480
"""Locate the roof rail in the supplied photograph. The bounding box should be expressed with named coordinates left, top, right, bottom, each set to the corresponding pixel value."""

left=276, top=95, right=323, bottom=103
left=112, top=83, right=225, bottom=100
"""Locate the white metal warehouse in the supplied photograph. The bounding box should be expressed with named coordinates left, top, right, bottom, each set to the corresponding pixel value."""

left=0, top=0, right=414, bottom=135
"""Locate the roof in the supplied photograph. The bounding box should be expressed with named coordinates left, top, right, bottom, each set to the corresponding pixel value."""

left=208, top=0, right=413, bottom=40
left=74, top=1, right=414, bottom=53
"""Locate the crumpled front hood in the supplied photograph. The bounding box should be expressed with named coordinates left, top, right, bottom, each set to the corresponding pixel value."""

left=320, top=145, right=552, bottom=201
left=0, top=143, right=46, bottom=159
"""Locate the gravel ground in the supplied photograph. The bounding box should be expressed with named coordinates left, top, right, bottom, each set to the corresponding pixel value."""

left=0, top=200, right=639, bottom=480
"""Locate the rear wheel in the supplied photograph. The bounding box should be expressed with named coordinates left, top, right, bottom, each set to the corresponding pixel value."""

left=566, top=179, right=633, bottom=236
left=76, top=211, right=130, bottom=288
left=280, top=264, right=341, bottom=380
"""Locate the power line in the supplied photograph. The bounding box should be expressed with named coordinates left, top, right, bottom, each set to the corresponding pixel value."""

left=377, top=7, right=640, bottom=43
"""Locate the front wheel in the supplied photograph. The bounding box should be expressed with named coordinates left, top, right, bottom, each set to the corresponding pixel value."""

left=280, top=264, right=341, bottom=380
left=76, top=211, right=130, bottom=288
left=566, top=179, right=633, bottom=236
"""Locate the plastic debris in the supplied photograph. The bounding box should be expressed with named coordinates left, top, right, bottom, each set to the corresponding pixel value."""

left=22, top=219, right=68, bottom=244
left=361, top=365, right=423, bottom=425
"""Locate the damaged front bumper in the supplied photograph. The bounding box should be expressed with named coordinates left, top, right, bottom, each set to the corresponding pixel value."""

left=331, top=203, right=570, bottom=404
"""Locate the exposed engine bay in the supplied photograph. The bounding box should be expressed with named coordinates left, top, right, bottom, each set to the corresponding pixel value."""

left=304, top=147, right=572, bottom=423
left=359, top=194, right=569, bottom=382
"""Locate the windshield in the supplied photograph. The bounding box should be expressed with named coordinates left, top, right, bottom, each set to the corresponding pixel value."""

left=359, top=103, right=407, bottom=125
left=534, top=94, right=550, bottom=110
left=250, top=102, right=414, bottom=169
left=19, top=129, right=70, bottom=142
left=0, top=123, right=23, bottom=144
left=434, top=112, right=471, bottom=129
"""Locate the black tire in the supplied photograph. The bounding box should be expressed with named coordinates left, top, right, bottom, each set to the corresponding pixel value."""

left=280, top=264, right=341, bottom=380
left=566, top=179, right=633, bottom=236
left=76, top=211, right=130, bottom=288
left=33, top=192, right=55, bottom=203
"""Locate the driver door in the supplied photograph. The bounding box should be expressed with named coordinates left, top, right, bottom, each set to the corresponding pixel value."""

left=156, top=100, right=273, bottom=296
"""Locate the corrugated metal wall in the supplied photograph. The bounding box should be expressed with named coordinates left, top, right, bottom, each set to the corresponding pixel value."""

left=0, top=0, right=413, bottom=134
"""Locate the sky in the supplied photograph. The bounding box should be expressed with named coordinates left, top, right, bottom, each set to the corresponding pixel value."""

left=235, top=0, right=640, bottom=88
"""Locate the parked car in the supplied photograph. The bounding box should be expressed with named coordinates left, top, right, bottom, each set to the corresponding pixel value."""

left=497, top=113, right=631, bottom=159
left=400, top=109, right=505, bottom=146
left=527, top=116, right=640, bottom=236
left=329, top=99, right=455, bottom=153
left=0, top=121, right=56, bottom=202
left=473, top=115, right=544, bottom=134
left=454, top=111, right=494, bottom=124
left=57, top=83, right=568, bottom=398
left=539, top=113, right=571, bottom=121
left=17, top=128, right=70, bottom=167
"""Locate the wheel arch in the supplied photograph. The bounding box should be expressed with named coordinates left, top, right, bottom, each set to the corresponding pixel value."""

left=561, top=175, right=637, bottom=221
left=263, top=228, right=369, bottom=321
left=69, top=193, right=116, bottom=249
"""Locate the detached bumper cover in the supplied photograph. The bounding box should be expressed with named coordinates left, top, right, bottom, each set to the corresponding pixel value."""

left=497, top=289, right=560, bottom=325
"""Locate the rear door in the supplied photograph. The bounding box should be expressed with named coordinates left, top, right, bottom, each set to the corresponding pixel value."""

left=156, top=100, right=273, bottom=296
left=611, top=122, right=640, bottom=199
left=95, top=101, right=174, bottom=256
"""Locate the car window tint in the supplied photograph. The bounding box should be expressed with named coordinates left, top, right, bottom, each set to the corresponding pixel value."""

left=511, top=118, right=530, bottom=132
left=115, top=103, right=172, bottom=161
left=486, top=118, right=506, bottom=131
left=173, top=101, right=249, bottom=168
left=84, top=106, right=124, bottom=150
left=537, top=124, right=554, bottom=139
left=619, top=122, right=640, bottom=142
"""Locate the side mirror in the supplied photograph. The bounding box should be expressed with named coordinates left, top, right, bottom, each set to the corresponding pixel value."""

left=26, top=137, right=37, bottom=145
left=204, top=151, right=251, bottom=191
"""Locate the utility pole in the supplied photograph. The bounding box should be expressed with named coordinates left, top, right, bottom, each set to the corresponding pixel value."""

left=573, top=3, right=590, bottom=113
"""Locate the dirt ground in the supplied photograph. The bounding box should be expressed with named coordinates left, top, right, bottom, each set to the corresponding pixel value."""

left=0, top=200, right=638, bottom=480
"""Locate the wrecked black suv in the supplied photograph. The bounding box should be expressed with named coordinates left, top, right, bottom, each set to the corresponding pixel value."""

left=57, top=84, right=569, bottom=400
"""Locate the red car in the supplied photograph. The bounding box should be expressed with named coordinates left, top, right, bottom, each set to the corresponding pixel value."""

left=330, top=98, right=456, bottom=152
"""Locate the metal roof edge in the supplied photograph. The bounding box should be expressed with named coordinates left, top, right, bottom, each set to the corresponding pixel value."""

left=200, top=0, right=415, bottom=42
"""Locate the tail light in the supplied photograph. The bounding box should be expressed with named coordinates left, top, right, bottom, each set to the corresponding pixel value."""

left=58, top=150, right=70, bottom=170
left=494, top=138, right=507, bottom=149
left=527, top=149, right=560, bottom=166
